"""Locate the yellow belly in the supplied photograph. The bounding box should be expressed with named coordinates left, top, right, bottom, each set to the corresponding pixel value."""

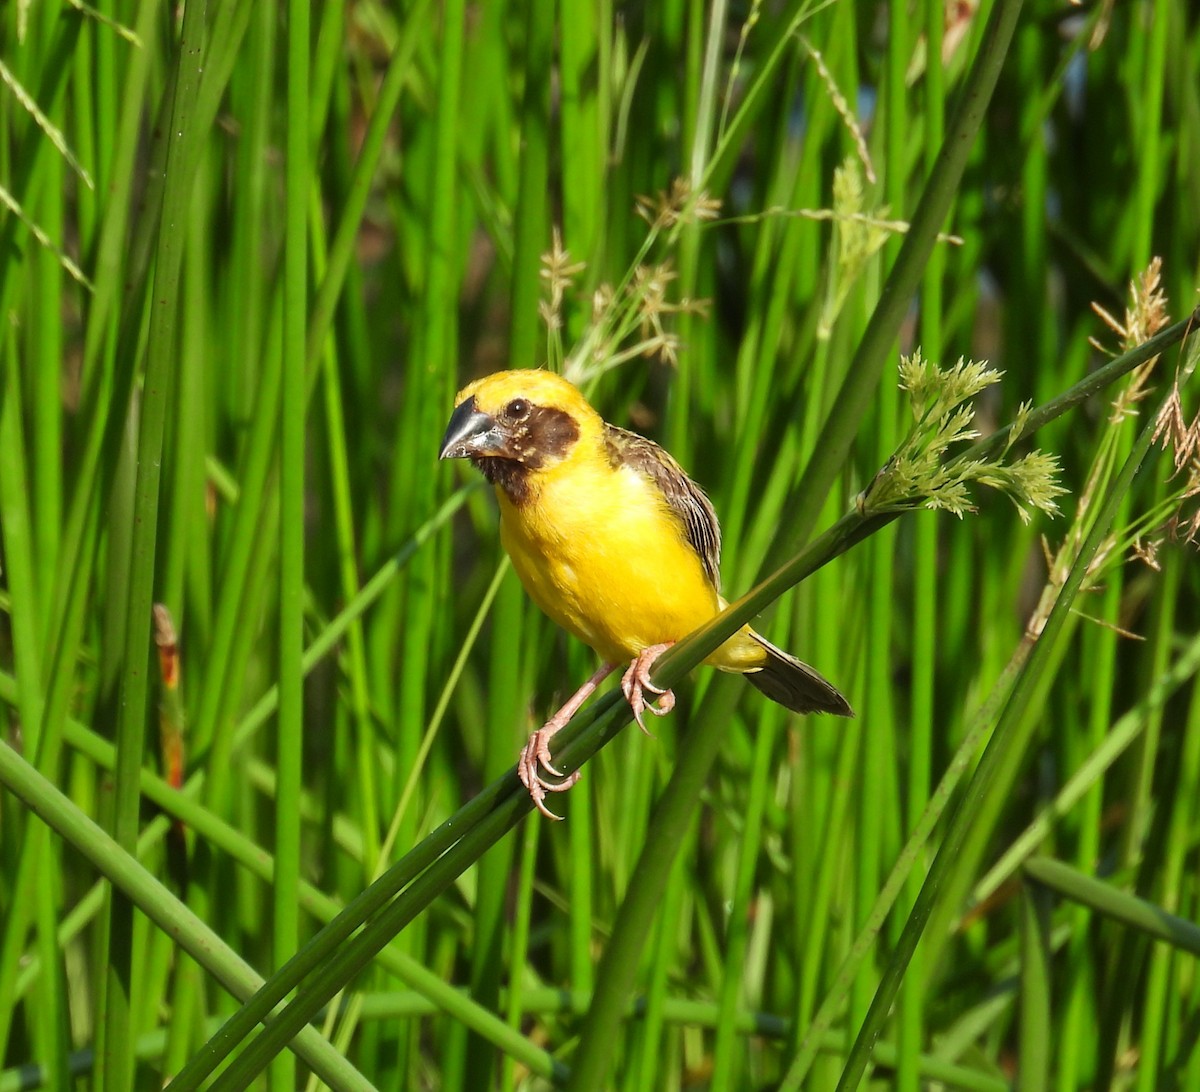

left=496, top=460, right=732, bottom=665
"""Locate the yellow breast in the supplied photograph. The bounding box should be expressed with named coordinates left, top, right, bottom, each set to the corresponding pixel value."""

left=496, top=452, right=722, bottom=664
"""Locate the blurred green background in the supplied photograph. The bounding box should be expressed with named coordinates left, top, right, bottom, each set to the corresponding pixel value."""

left=1, top=0, right=1199, bottom=1088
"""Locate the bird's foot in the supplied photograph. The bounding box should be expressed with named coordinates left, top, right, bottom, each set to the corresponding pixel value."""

left=516, top=662, right=619, bottom=821
left=517, top=722, right=581, bottom=821
left=621, top=643, right=676, bottom=736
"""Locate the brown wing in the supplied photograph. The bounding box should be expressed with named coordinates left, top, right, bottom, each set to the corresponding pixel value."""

left=604, top=424, right=722, bottom=590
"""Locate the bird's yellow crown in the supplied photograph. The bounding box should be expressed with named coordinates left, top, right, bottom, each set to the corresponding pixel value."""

left=456, top=370, right=602, bottom=438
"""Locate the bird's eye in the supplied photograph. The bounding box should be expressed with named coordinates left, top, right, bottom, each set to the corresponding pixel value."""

left=506, top=398, right=530, bottom=420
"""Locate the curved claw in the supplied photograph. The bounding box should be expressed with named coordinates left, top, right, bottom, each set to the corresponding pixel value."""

left=515, top=662, right=619, bottom=821
left=620, top=643, right=676, bottom=736
left=517, top=727, right=581, bottom=821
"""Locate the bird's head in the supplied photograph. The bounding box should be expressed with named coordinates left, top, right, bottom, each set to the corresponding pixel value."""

left=439, top=370, right=599, bottom=482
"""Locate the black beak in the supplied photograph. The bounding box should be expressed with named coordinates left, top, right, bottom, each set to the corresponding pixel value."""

left=439, top=396, right=500, bottom=460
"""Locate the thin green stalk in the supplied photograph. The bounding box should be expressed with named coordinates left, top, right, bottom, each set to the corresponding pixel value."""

left=1133, top=640, right=1200, bottom=1089
left=0, top=18, right=80, bottom=331
left=0, top=323, right=54, bottom=1076
left=1023, top=857, right=1200, bottom=956
left=313, top=228, right=380, bottom=873
left=663, top=0, right=726, bottom=457
left=630, top=848, right=690, bottom=1091
left=1017, top=884, right=1052, bottom=1092
left=162, top=141, right=213, bottom=621
left=271, top=1, right=310, bottom=1089
left=71, top=6, right=102, bottom=245
left=306, top=0, right=343, bottom=149
left=1057, top=579, right=1119, bottom=1087
left=900, top=0, right=946, bottom=1078
left=710, top=706, right=781, bottom=1087
left=859, top=79, right=901, bottom=1033
left=30, top=132, right=63, bottom=642
left=21, top=55, right=68, bottom=1079
left=0, top=336, right=45, bottom=768
left=1131, top=0, right=1169, bottom=269
left=795, top=703, right=864, bottom=1040
left=689, top=0, right=726, bottom=188
left=463, top=569, right=528, bottom=1089
left=500, top=818, right=540, bottom=1092
left=224, top=0, right=275, bottom=425
left=305, top=0, right=430, bottom=374
left=194, top=291, right=283, bottom=801
left=0, top=486, right=100, bottom=1063
left=559, top=0, right=604, bottom=285
left=565, top=693, right=595, bottom=996
left=507, top=0, right=553, bottom=366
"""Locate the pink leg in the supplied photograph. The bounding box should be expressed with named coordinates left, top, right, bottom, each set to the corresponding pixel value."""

left=518, top=662, right=618, bottom=820
left=620, top=643, right=676, bottom=736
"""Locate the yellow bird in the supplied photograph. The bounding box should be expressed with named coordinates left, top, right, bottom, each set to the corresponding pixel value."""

left=440, top=369, right=852, bottom=818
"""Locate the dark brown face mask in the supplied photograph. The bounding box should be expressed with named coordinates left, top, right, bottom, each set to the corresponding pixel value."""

left=440, top=394, right=581, bottom=503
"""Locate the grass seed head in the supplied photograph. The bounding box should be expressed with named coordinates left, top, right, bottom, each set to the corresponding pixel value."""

left=863, top=351, right=1063, bottom=523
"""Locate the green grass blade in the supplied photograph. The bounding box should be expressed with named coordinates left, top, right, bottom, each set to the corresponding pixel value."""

left=1023, top=857, right=1200, bottom=956
left=270, top=0, right=311, bottom=1088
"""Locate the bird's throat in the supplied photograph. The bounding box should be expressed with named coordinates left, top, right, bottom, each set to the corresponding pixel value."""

left=473, top=455, right=534, bottom=506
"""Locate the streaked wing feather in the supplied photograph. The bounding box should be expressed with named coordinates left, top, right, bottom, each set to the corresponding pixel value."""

left=604, top=424, right=722, bottom=589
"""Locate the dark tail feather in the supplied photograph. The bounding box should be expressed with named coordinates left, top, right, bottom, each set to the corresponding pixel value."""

left=744, top=632, right=853, bottom=716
